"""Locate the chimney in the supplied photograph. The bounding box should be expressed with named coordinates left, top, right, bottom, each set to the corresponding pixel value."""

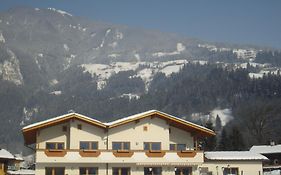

left=270, top=141, right=275, bottom=146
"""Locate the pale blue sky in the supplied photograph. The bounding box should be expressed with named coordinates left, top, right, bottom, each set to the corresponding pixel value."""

left=0, top=0, right=280, bottom=48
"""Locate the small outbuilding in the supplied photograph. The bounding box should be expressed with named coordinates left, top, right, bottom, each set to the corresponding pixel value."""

left=200, top=151, right=267, bottom=175
left=250, top=144, right=281, bottom=173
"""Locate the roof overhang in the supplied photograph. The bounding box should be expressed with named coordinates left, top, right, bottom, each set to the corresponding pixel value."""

left=22, top=113, right=106, bottom=145
left=108, top=110, right=215, bottom=137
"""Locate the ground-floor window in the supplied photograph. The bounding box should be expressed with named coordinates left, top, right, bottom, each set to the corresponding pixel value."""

left=223, top=168, right=238, bottom=175
left=80, top=167, right=98, bottom=175
left=144, top=167, right=162, bottom=175
left=175, top=167, right=192, bottom=175
left=112, top=167, right=130, bottom=175
left=45, top=167, right=65, bottom=175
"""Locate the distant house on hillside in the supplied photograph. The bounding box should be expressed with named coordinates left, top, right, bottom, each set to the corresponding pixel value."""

left=250, top=143, right=281, bottom=173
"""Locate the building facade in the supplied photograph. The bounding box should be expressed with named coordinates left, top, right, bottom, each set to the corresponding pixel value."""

left=22, top=110, right=215, bottom=175
left=250, top=144, right=281, bottom=173
left=202, top=151, right=266, bottom=175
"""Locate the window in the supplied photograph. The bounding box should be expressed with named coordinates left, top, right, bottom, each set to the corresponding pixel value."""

left=143, top=126, right=148, bottom=131
left=170, top=144, right=186, bottom=151
left=112, top=142, right=130, bottom=151
left=46, top=142, right=64, bottom=150
left=144, top=167, right=162, bottom=175
left=223, top=168, right=239, bottom=175
left=79, top=167, right=98, bottom=175
left=175, top=167, right=192, bottom=175
left=112, top=167, right=130, bottom=175
left=80, top=141, right=98, bottom=150
left=45, top=167, right=65, bottom=175
left=144, top=142, right=161, bottom=151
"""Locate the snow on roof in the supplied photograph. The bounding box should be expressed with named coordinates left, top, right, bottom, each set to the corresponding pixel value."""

left=23, top=110, right=214, bottom=135
left=22, top=112, right=104, bottom=130
left=250, top=144, right=281, bottom=154
left=204, top=151, right=268, bottom=161
left=105, top=110, right=214, bottom=133
left=7, top=169, right=35, bottom=175
left=0, top=149, right=15, bottom=159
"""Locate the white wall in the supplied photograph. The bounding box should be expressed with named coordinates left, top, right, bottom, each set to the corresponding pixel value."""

left=202, top=160, right=263, bottom=175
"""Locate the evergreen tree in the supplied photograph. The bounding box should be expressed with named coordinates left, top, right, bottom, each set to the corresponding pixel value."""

left=202, top=121, right=217, bottom=151
left=215, top=115, right=222, bottom=132
left=218, top=127, right=230, bottom=151
left=229, top=126, right=245, bottom=151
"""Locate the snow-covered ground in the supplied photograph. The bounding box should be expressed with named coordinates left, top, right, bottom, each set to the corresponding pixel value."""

left=264, top=170, right=281, bottom=175
left=152, top=43, right=186, bottom=57
left=81, top=59, right=188, bottom=90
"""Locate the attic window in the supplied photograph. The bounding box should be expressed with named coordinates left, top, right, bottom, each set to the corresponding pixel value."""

left=143, top=126, right=148, bottom=131
left=77, top=124, right=82, bottom=130
left=62, top=126, right=67, bottom=132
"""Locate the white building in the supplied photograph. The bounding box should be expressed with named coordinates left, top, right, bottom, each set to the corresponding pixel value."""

left=202, top=151, right=267, bottom=175
left=22, top=110, right=266, bottom=175
left=22, top=110, right=215, bottom=175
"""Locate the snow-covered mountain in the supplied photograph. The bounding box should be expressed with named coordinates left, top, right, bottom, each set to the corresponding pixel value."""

left=1, top=7, right=281, bottom=153
left=1, top=7, right=276, bottom=89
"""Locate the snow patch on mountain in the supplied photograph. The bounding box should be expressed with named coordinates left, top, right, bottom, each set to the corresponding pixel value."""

left=20, top=107, right=39, bottom=126
left=249, top=69, right=280, bottom=79
left=108, top=53, right=120, bottom=58
left=108, top=41, right=118, bottom=48
left=115, top=30, right=123, bottom=40
left=50, top=91, right=62, bottom=95
left=0, top=49, right=24, bottom=85
left=63, top=44, right=69, bottom=51
left=47, top=8, right=72, bottom=17
left=0, top=31, right=5, bottom=43
left=50, top=79, right=59, bottom=86
left=82, top=60, right=188, bottom=90
left=120, top=93, right=140, bottom=100
left=152, top=42, right=185, bottom=57
left=35, top=8, right=40, bottom=11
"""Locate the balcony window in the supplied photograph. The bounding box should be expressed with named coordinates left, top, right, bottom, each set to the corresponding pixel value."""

left=175, top=167, right=192, bottom=175
left=144, top=167, right=162, bottom=175
left=112, top=167, right=130, bottom=175
left=46, top=142, right=64, bottom=150
left=112, top=142, right=130, bottom=151
left=80, top=141, right=98, bottom=150
left=79, top=167, right=98, bottom=175
left=223, top=168, right=239, bottom=175
left=170, top=144, right=186, bottom=151
left=144, top=142, right=161, bottom=151
left=45, top=167, right=65, bottom=175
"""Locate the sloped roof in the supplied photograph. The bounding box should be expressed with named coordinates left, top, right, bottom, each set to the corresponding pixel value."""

left=22, top=113, right=106, bottom=145
left=204, top=151, right=268, bottom=161
left=105, top=110, right=215, bottom=136
left=22, top=110, right=215, bottom=145
left=0, top=149, right=15, bottom=159
left=250, top=144, right=281, bottom=154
